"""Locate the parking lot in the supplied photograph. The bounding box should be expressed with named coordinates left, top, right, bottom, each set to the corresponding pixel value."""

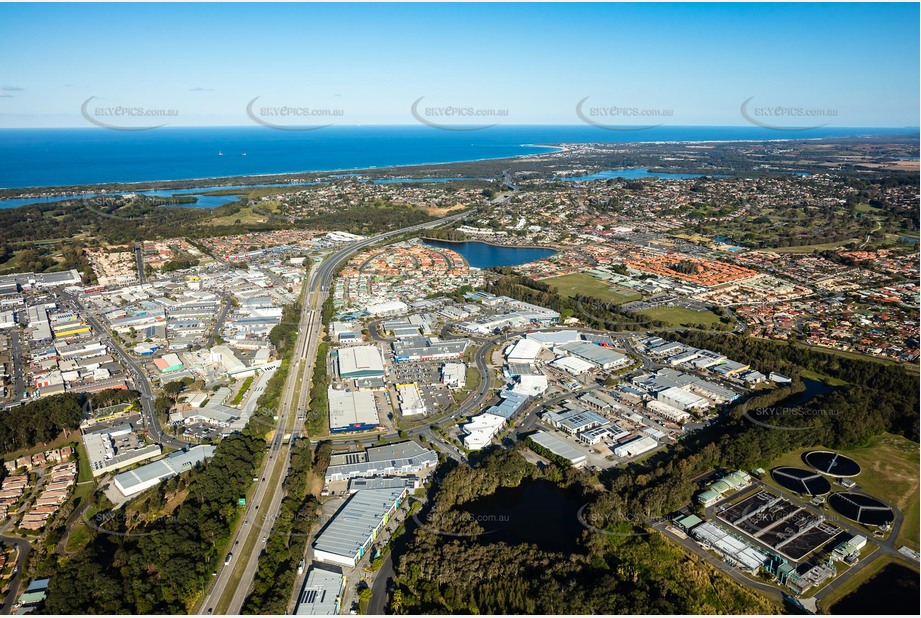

left=389, top=358, right=456, bottom=417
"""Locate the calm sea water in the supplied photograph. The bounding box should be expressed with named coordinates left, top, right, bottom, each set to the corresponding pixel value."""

left=0, top=125, right=913, bottom=189
left=423, top=239, right=556, bottom=269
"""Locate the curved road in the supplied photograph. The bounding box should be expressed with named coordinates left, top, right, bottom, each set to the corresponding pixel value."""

left=0, top=535, right=31, bottom=613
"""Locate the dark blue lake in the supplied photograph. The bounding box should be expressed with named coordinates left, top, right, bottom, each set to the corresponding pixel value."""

left=423, top=239, right=555, bottom=269
left=779, top=378, right=837, bottom=408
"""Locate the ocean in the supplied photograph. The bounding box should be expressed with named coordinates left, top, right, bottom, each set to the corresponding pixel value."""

left=0, top=125, right=914, bottom=189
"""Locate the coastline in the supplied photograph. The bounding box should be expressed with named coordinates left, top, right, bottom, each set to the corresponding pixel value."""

left=0, top=144, right=559, bottom=198
left=1, top=128, right=916, bottom=201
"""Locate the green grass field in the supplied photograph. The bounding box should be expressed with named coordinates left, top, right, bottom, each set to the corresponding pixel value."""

left=545, top=272, right=642, bottom=304
left=799, top=368, right=849, bottom=386
left=765, top=433, right=919, bottom=551
left=771, top=240, right=860, bottom=253
left=637, top=306, right=723, bottom=328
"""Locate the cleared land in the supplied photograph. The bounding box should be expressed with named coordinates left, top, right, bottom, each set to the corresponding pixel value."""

left=545, top=272, right=642, bottom=304
left=638, top=306, right=723, bottom=328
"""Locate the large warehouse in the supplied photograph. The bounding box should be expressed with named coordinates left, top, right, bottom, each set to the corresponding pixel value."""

left=337, top=346, right=385, bottom=379
left=325, top=440, right=438, bottom=482
left=294, top=566, right=344, bottom=615
left=328, top=388, right=379, bottom=433
left=392, top=336, right=467, bottom=362
left=613, top=435, right=658, bottom=458
left=113, top=445, right=216, bottom=497
left=312, top=486, right=409, bottom=567
left=528, top=431, right=587, bottom=467
left=657, top=386, right=709, bottom=412
left=556, top=341, right=631, bottom=371
left=505, top=338, right=543, bottom=363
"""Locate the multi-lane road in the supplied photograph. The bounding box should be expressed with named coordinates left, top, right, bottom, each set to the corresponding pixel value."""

left=201, top=211, right=471, bottom=613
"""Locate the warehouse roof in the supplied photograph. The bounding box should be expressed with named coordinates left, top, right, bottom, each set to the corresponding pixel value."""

left=328, top=389, right=379, bottom=429
left=528, top=431, right=587, bottom=465
left=366, top=440, right=429, bottom=462
left=295, top=566, right=344, bottom=615
left=337, top=346, right=384, bottom=376
left=313, top=487, right=407, bottom=560
left=526, top=329, right=580, bottom=347
left=506, top=338, right=543, bottom=361
left=557, top=341, right=629, bottom=367
left=392, top=337, right=467, bottom=358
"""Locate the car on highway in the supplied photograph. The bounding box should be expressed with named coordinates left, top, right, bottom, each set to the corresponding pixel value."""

left=224, top=553, right=233, bottom=565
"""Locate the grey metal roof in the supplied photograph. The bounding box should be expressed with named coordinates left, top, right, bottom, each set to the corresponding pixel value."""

left=366, top=440, right=428, bottom=462
left=557, top=341, right=629, bottom=367
left=295, top=566, right=344, bottom=615
left=312, top=487, right=407, bottom=561
left=529, top=431, right=587, bottom=464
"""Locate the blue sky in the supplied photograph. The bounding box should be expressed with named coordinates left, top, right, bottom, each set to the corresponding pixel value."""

left=0, top=2, right=918, bottom=128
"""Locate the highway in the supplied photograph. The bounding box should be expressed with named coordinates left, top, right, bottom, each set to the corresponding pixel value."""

left=201, top=211, right=470, bottom=614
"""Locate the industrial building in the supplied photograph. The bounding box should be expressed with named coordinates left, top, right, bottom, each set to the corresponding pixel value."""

left=312, top=486, right=409, bottom=567
left=440, top=362, right=466, bottom=389
left=82, top=425, right=162, bottom=477
left=525, top=329, right=581, bottom=350
left=482, top=389, right=529, bottom=420
left=528, top=431, right=588, bottom=468
left=691, top=521, right=768, bottom=573
left=154, top=353, right=184, bottom=373
left=461, top=413, right=506, bottom=450
left=392, top=336, right=467, bottom=362
left=697, top=470, right=753, bottom=506
left=549, top=355, right=595, bottom=375
left=544, top=407, right=609, bottom=435
left=613, top=435, right=658, bottom=458
left=325, top=441, right=437, bottom=482
left=396, top=383, right=426, bottom=416
left=647, top=400, right=692, bottom=424
left=337, top=345, right=385, bottom=379
left=328, top=388, right=380, bottom=433
left=657, top=386, right=709, bottom=412
left=294, top=566, right=345, bottom=615
left=528, top=431, right=587, bottom=467
left=509, top=373, right=548, bottom=396
left=505, top=338, right=543, bottom=363
left=113, top=445, right=216, bottom=497
left=348, top=476, right=420, bottom=494
left=364, top=300, right=409, bottom=317
left=556, top=341, right=631, bottom=371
